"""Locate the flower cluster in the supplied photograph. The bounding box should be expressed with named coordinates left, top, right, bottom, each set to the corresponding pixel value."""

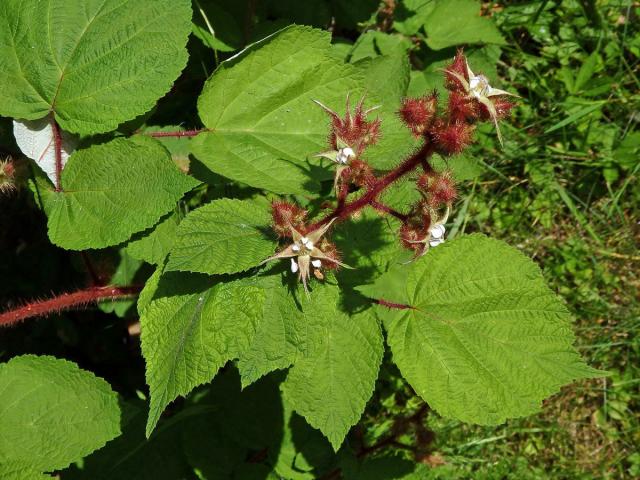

left=314, top=95, right=380, bottom=192
left=262, top=52, right=517, bottom=290
left=262, top=211, right=347, bottom=293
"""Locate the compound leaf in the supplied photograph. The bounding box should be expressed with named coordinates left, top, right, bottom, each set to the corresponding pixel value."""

left=0, top=355, right=120, bottom=473
left=37, top=136, right=199, bottom=250
left=141, top=274, right=265, bottom=436
left=192, top=25, right=363, bottom=193
left=358, top=234, right=604, bottom=425
left=282, top=285, right=383, bottom=450
left=238, top=274, right=309, bottom=388
left=0, top=0, right=192, bottom=135
left=166, top=198, right=276, bottom=275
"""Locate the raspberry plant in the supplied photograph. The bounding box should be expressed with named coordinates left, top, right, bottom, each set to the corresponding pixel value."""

left=0, top=1, right=606, bottom=478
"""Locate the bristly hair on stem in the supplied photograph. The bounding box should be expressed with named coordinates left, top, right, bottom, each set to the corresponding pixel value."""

left=0, top=285, right=142, bottom=328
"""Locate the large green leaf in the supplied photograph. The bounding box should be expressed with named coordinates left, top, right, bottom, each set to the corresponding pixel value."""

left=36, top=137, right=199, bottom=250
left=353, top=54, right=420, bottom=171
left=238, top=274, right=309, bottom=388
left=166, top=198, right=276, bottom=275
left=64, top=400, right=191, bottom=480
left=0, top=462, right=51, bottom=480
left=192, top=25, right=363, bottom=194
left=282, top=285, right=384, bottom=450
left=423, top=0, right=505, bottom=50
left=358, top=234, right=604, bottom=425
left=0, top=355, right=120, bottom=472
left=0, top=0, right=192, bottom=135
left=140, top=274, right=264, bottom=436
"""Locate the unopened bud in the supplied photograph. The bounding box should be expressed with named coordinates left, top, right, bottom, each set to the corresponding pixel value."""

left=399, top=93, right=438, bottom=137
left=0, top=158, right=17, bottom=194
left=271, top=201, right=307, bottom=237
left=417, top=171, right=457, bottom=207
left=433, top=121, right=474, bottom=156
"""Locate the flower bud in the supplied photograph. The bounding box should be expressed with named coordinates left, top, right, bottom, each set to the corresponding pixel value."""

left=399, top=93, right=438, bottom=137
left=447, top=90, right=479, bottom=123
left=0, top=158, right=17, bottom=194
left=417, top=171, right=457, bottom=207
left=317, top=238, right=342, bottom=270
left=444, top=49, right=468, bottom=92
left=347, top=159, right=374, bottom=188
left=433, top=121, right=474, bottom=156
left=315, top=95, right=382, bottom=155
left=479, top=95, right=514, bottom=122
left=271, top=201, right=307, bottom=237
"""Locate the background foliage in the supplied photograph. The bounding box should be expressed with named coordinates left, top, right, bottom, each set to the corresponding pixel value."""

left=0, top=0, right=638, bottom=479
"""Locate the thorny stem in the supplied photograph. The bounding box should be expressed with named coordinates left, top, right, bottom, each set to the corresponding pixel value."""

left=369, top=201, right=408, bottom=221
left=0, top=285, right=142, bottom=328
left=51, top=118, right=63, bottom=192
left=144, top=128, right=209, bottom=138
left=308, top=142, right=434, bottom=232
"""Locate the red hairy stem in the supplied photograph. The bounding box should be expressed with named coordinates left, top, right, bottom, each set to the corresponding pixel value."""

left=370, top=201, right=408, bottom=221
left=309, top=142, right=434, bottom=231
left=0, top=285, right=142, bottom=328
left=377, top=298, right=415, bottom=310
left=50, top=119, right=63, bottom=192
left=145, top=129, right=209, bottom=138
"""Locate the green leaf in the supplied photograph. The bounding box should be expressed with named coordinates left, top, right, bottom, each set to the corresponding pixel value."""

left=573, top=51, right=602, bottom=93
left=0, top=0, right=192, bottom=135
left=282, top=285, right=384, bottom=450
left=423, top=0, right=505, bottom=50
left=359, top=234, right=604, bottom=425
left=166, top=198, right=276, bottom=275
left=64, top=400, right=191, bottom=480
left=0, top=355, right=120, bottom=472
left=192, top=25, right=363, bottom=194
left=238, top=274, right=308, bottom=388
left=273, top=401, right=334, bottom=479
left=141, top=274, right=264, bottom=436
left=0, top=462, right=51, bottom=480
left=192, top=0, right=244, bottom=52
left=544, top=102, right=605, bottom=134
left=98, top=250, right=143, bottom=317
left=334, top=209, right=407, bottom=287
left=353, top=54, right=420, bottom=170
left=36, top=137, right=199, bottom=250
left=125, top=212, right=180, bottom=265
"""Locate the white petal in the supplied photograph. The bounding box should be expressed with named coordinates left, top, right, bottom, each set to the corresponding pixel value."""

left=292, top=244, right=300, bottom=252
left=336, top=146, right=355, bottom=165
left=13, top=117, right=77, bottom=184
left=429, top=238, right=445, bottom=247
left=290, top=258, right=299, bottom=273
left=311, top=259, right=322, bottom=268
left=430, top=224, right=446, bottom=239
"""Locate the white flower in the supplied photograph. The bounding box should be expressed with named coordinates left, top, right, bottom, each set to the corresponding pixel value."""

left=336, top=147, right=355, bottom=165
left=403, top=207, right=450, bottom=260
left=261, top=218, right=350, bottom=293
left=446, top=59, right=519, bottom=146
left=429, top=223, right=446, bottom=247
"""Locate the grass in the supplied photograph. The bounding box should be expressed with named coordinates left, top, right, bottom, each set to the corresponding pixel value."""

left=423, top=1, right=640, bottom=477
